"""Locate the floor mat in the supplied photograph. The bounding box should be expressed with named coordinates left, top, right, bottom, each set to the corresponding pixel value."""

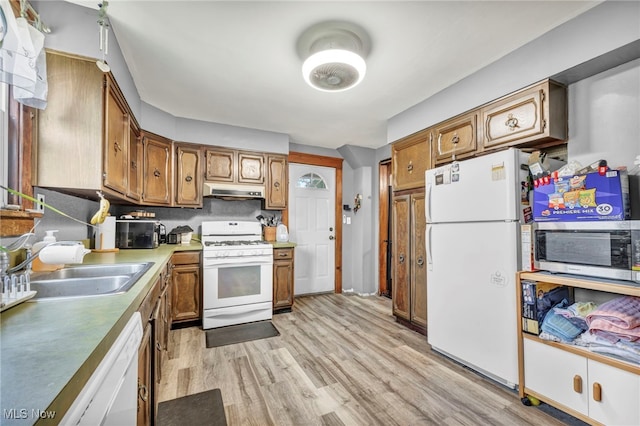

left=205, top=320, right=280, bottom=348
left=157, top=388, right=227, bottom=426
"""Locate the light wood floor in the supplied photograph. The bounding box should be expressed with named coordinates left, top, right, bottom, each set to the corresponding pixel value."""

left=159, top=294, right=574, bottom=425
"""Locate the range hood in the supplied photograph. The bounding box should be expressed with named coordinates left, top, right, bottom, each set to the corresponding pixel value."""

left=203, top=182, right=265, bottom=200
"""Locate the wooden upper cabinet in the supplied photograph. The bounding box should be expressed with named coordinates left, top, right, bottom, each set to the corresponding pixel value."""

left=205, top=149, right=234, bottom=182
left=36, top=51, right=115, bottom=196
left=392, top=129, right=432, bottom=191
left=127, top=119, right=142, bottom=202
left=238, top=152, right=264, bottom=184
left=433, top=112, right=478, bottom=165
left=142, top=132, right=172, bottom=206
left=265, top=154, right=287, bottom=209
left=480, top=79, right=567, bottom=151
left=174, top=143, right=202, bottom=207
left=102, top=74, right=129, bottom=195
left=204, top=148, right=265, bottom=184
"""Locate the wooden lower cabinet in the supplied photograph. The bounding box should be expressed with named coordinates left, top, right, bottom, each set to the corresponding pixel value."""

left=171, top=251, right=202, bottom=323
left=137, top=322, right=152, bottom=426
left=137, top=272, right=167, bottom=426
left=391, top=190, right=427, bottom=333
left=273, top=247, right=294, bottom=312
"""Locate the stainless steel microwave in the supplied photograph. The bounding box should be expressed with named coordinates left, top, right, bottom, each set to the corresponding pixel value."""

left=533, top=221, right=640, bottom=283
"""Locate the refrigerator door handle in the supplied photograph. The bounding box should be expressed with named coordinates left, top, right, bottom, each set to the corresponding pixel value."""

left=425, top=181, right=432, bottom=223
left=426, top=224, right=433, bottom=270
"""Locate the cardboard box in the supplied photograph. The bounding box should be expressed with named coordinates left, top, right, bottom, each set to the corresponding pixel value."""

left=533, top=170, right=630, bottom=221
left=520, top=224, right=537, bottom=272
left=521, top=280, right=572, bottom=335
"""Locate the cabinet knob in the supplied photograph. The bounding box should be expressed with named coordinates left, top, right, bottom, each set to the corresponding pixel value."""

left=407, top=163, right=413, bottom=173
left=592, top=382, right=602, bottom=402
left=505, top=114, right=519, bottom=131
left=274, top=181, right=280, bottom=189
left=185, top=174, right=193, bottom=182
left=131, top=160, right=137, bottom=170
left=451, top=134, right=460, bottom=145
left=417, top=256, right=424, bottom=267
left=154, top=168, right=161, bottom=178
left=573, top=375, right=583, bottom=394
left=114, top=140, right=121, bottom=153
left=399, top=254, right=405, bottom=264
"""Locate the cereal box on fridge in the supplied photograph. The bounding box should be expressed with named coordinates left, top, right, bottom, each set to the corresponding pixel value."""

left=533, top=170, right=630, bottom=221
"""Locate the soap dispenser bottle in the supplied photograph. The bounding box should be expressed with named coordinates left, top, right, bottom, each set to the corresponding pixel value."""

left=32, top=230, right=62, bottom=272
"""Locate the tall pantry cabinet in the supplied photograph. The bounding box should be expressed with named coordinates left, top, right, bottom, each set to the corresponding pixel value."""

left=390, top=130, right=431, bottom=334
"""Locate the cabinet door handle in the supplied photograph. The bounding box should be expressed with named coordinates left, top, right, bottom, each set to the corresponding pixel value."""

left=399, top=254, right=405, bottom=264
left=138, top=381, right=149, bottom=402
left=451, top=134, right=460, bottom=145
left=573, top=375, right=582, bottom=393
left=154, top=168, right=161, bottom=178
left=592, top=382, right=602, bottom=402
left=274, top=181, right=280, bottom=189
left=407, top=163, right=413, bottom=173
left=417, top=256, right=424, bottom=267
left=185, top=174, right=193, bottom=182
left=131, top=160, right=137, bottom=170
left=278, top=252, right=288, bottom=257
left=113, top=140, right=122, bottom=153
left=505, top=114, right=519, bottom=130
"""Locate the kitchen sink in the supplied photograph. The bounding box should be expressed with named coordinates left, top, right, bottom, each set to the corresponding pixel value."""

left=29, top=262, right=154, bottom=300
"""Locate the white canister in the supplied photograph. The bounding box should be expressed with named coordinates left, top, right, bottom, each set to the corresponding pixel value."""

left=276, top=224, right=289, bottom=242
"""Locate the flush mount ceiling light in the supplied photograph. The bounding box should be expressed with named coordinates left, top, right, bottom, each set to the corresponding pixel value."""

left=297, top=22, right=371, bottom=92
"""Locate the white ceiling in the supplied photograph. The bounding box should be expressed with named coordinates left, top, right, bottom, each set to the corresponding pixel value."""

left=69, top=1, right=600, bottom=150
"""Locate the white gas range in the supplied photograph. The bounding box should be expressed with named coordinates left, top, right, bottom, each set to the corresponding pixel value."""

left=201, top=221, right=273, bottom=329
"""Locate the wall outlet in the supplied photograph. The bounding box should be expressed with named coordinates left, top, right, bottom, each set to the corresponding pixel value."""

left=36, top=194, right=45, bottom=213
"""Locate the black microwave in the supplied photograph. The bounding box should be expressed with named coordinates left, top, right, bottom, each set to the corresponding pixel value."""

left=533, top=221, right=640, bottom=283
left=115, top=220, right=159, bottom=249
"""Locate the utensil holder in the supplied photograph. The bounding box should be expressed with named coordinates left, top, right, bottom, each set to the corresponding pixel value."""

left=264, top=226, right=276, bottom=242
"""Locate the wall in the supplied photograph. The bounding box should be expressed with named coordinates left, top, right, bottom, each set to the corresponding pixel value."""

left=388, top=1, right=640, bottom=144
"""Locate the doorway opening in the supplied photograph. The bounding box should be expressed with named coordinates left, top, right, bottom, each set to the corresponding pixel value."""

left=378, top=158, right=392, bottom=298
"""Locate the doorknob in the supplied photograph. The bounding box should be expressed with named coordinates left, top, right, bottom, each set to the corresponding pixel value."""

left=329, top=227, right=333, bottom=231
left=329, top=235, right=335, bottom=240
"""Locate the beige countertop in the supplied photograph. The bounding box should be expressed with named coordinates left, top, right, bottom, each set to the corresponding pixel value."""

left=0, top=242, right=202, bottom=425
left=269, top=241, right=297, bottom=248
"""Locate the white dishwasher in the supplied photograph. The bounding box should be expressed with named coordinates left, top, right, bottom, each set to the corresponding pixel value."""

left=61, top=312, right=142, bottom=425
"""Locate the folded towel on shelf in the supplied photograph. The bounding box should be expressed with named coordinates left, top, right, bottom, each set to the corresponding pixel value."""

left=541, top=300, right=586, bottom=342
left=586, top=296, right=640, bottom=329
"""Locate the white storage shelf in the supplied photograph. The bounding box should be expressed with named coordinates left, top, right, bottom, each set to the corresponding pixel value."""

left=517, top=271, right=640, bottom=426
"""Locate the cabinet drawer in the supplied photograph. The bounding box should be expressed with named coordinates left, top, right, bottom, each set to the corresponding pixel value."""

left=433, top=112, right=477, bottom=164
left=172, top=251, right=201, bottom=265
left=274, top=248, right=293, bottom=260
left=481, top=79, right=567, bottom=150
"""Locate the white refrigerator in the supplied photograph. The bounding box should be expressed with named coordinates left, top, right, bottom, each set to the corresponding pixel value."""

left=425, top=148, right=530, bottom=389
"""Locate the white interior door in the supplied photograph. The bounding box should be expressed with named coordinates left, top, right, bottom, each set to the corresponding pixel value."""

left=289, top=164, right=336, bottom=295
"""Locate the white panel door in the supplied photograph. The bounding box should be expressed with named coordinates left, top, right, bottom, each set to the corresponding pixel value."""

left=427, top=220, right=520, bottom=387
left=289, top=164, right=336, bottom=295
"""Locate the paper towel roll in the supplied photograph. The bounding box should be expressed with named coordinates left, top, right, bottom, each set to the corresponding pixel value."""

left=96, top=216, right=116, bottom=250
left=39, top=244, right=91, bottom=265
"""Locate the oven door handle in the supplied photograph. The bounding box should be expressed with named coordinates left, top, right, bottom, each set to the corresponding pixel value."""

left=203, top=258, right=273, bottom=268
